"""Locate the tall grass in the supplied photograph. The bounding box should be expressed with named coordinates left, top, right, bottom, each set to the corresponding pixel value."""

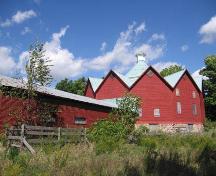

left=0, top=132, right=215, bottom=176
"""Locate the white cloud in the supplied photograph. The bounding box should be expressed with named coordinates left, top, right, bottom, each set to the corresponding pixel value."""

left=153, top=62, right=182, bottom=72
left=18, top=25, right=85, bottom=80
left=100, top=42, right=107, bottom=52
left=199, top=15, right=216, bottom=44
left=44, top=26, right=85, bottom=80
left=21, top=27, right=31, bottom=35
left=15, top=22, right=166, bottom=80
left=181, top=44, right=189, bottom=52
left=135, top=22, right=146, bottom=34
left=149, top=33, right=165, bottom=42
left=0, top=46, right=16, bottom=75
left=86, top=22, right=166, bottom=73
left=1, top=10, right=37, bottom=27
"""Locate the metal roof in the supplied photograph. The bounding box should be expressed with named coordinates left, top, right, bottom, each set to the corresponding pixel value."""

left=125, top=61, right=149, bottom=80
left=113, top=71, right=133, bottom=87
left=192, top=76, right=203, bottom=91
left=89, top=77, right=103, bottom=92
left=88, top=60, right=203, bottom=92
left=164, top=69, right=186, bottom=87
left=0, top=74, right=117, bottom=108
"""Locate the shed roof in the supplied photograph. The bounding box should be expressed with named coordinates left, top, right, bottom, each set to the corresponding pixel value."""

left=0, top=74, right=117, bottom=108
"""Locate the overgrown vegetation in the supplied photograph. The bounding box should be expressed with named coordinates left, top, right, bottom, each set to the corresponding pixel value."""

left=0, top=131, right=215, bottom=176
left=0, top=41, right=58, bottom=126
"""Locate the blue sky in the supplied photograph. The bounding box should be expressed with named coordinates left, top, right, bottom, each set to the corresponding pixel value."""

left=0, top=0, right=216, bottom=83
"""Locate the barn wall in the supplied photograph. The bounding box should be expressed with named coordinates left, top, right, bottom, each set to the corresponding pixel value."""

left=85, top=83, right=95, bottom=98
left=0, top=94, right=111, bottom=129
left=172, top=74, right=204, bottom=124
left=130, top=69, right=174, bottom=124
left=96, top=73, right=128, bottom=99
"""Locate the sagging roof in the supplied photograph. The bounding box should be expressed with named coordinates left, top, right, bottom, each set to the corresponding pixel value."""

left=0, top=74, right=117, bottom=108
left=88, top=60, right=203, bottom=93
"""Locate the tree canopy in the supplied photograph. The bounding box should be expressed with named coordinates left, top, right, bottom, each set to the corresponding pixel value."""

left=160, top=65, right=184, bottom=77
left=55, top=77, right=87, bottom=95
left=200, top=55, right=216, bottom=121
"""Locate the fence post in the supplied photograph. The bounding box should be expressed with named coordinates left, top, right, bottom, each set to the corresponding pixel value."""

left=58, top=127, right=61, bottom=141
left=21, top=124, right=25, bottom=148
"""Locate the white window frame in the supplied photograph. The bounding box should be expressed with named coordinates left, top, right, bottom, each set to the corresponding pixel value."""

left=176, top=88, right=180, bottom=96
left=192, top=91, right=196, bottom=98
left=177, top=102, right=182, bottom=114
left=192, top=104, right=197, bottom=116
left=154, top=108, right=160, bottom=117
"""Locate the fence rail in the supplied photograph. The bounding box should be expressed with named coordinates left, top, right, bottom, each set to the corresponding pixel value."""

left=7, top=124, right=88, bottom=154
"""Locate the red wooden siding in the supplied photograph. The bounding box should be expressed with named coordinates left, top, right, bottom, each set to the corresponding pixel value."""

left=130, top=68, right=174, bottom=124
left=171, top=74, right=204, bottom=124
left=0, top=95, right=111, bottom=129
left=96, top=72, right=129, bottom=99
left=85, top=82, right=95, bottom=98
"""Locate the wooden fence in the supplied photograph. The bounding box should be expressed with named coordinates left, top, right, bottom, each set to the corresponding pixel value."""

left=7, top=124, right=88, bottom=154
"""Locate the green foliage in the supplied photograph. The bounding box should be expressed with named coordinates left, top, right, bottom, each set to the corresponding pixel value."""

left=160, top=65, right=184, bottom=77
left=200, top=55, right=216, bottom=121
left=0, top=133, right=216, bottom=176
left=55, top=77, right=87, bottom=95
left=110, top=93, right=141, bottom=133
left=88, top=120, right=127, bottom=154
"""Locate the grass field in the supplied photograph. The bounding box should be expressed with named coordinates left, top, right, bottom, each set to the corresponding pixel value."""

left=0, top=128, right=216, bottom=176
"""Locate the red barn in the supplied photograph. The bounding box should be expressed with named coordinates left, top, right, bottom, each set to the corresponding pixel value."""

left=0, top=75, right=116, bottom=130
left=85, top=54, right=205, bottom=132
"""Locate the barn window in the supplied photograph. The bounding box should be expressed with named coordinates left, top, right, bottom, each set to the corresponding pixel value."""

left=192, top=104, right=197, bottom=116
left=192, top=91, right=196, bottom=98
left=176, top=88, right=180, bottom=96
left=177, top=102, right=182, bottom=114
left=74, top=117, right=86, bottom=125
left=147, top=70, right=153, bottom=77
left=154, top=108, right=160, bottom=117
left=138, top=108, right=142, bottom=118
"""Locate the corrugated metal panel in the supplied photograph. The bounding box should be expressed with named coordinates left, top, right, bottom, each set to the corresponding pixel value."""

left=125, top=61, right=149, bottom=80
left=0, top=74, right=117, bottom=108
left=164, top=70, right=186, bottom=87
left=89, top=77, right=103, bottom=92
left=113, top=71, right=133, bottom=87
left=192, top=77, right=202, bottom=91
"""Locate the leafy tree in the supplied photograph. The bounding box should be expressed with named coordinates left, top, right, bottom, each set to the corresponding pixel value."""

left=55, top=77, right=87, bottom=95
left=160, top=65, right=184, bottom=77
left=110, top=93, right=141, bottom=133
left=200, top=55, right=216, bottom=121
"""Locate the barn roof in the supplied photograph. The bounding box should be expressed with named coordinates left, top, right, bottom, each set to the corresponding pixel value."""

left=164, top=69, right=186, bottom=87
left=125, top=60, right=149, bottom=79
left=89, top=77, right=103, bottom=92
left=87, top=61, right=203, bottom=92
left=0, top=74, right=117, bottom=108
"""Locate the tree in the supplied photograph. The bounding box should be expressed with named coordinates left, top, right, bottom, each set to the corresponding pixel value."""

left=25, top=42, right=56, bottom=124
left=110, top=93, right=141, bottom=133
left=200, top=55, right=216, bottom=121
left=55, top=77, right=87, bottom=95
left=160, top=65, right=183, bottom=77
